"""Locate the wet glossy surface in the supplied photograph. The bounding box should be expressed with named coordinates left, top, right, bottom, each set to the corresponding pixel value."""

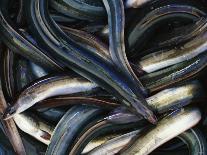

left=0, top=0, right=207, bottom=154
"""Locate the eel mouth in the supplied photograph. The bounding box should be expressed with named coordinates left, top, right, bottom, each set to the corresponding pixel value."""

left=2, top=107, right=17, bottom=120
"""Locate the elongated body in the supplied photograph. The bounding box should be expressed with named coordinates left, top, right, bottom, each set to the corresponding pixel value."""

left=141, top=52, right=207, bottom=92
left=46, top=105, right=103, bottom=155
left=35, top=80, right=201, bottom=114
left=105, top=81, right=203, bottom=123
left=96, top=6, right=205, bottom=45
left=1, top=47, right=15, bottom=102
left=32, top=84, right=202, bottom=155
left=14, top=113, right=54, bottom=145
left=0, top=1, right=61, bottom=71
left=151, top=19, right=207, bottom=53
left=126, top=5, right=205, bottom=57
left=62, top=26, right=146, bottom=77
left=0, top=43, right=54, bottom=146
left=138, top=18, right=207, bottom=73
left=96, top=18, right=207, bottom=74
left=83, top=133, right=126, bottom=154
left=0, top=119, right=26, bottom=155
left=3, top=72, right=203, bottom=119
left=147, top=81, right=202, bottom=113
left=35, top=96, right=118, bottom=109
left=57, top=114, right=140, bottom=155
left=0, top=76, right=26, bottom=155
left=87, top=130, right=140, bottom=155
left=120, top=107, right=201, bottom=155
left=50, top=0, right=105, bottom=21
left=176, top=128, right=207, bottom=155
left=61, top=26, right=110, bottom=62
left=87, top=130, right=141, bottom=155
left=3, top=75, right=98, bottom=118
left=50, top=0, right=155, bottom=21
left=22, top=0, right=156, bottom=123
left=103, top=0, right=146, bottom=94
left=88, top=128, right=206, bottom=155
